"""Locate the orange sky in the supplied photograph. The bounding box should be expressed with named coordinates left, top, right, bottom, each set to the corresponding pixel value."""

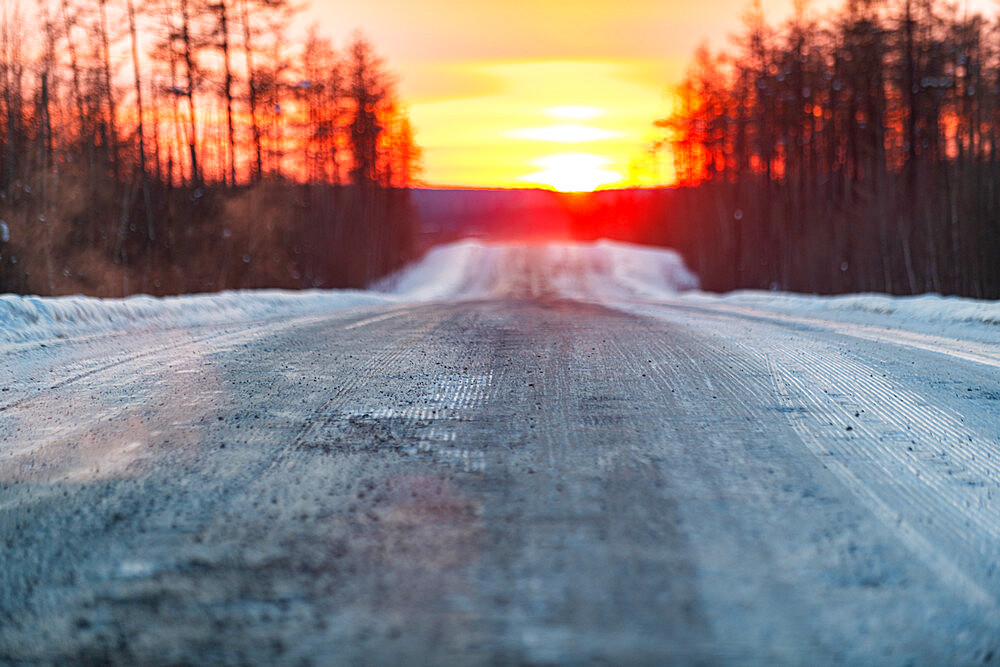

left=302, top=0, right=990, bottom=190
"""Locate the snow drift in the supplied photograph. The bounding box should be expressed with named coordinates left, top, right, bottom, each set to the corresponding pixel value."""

left=374, top=240, right=506, bottom=300
left=5, top=238, right=1000, bottom=348
left=686, top=290, right=1000, bottom=327
left=377, top=239, right=700, bottom=300
left=676, top=290, right=1000, bottom=340
left=1, top=239, right=699, bottom=345
left=0, top=289, right=393, bottom=346
left=546, top=240, right=701, bottom=299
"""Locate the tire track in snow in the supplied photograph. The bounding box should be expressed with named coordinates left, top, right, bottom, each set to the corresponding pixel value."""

left=666, top=301, right=1000, bottom=370
left=49, top=309, right=446, bottom=597
left=633, top=320, right=865, bottom=658
left=0, top=305, right=407, bottom=416
left=619, top=303, right=1000, bottom=572
left=0, top=306, right=421, bottom=482
left=768, top=356, right=1000, bottom=611
left=244, top=303, right=495, bottom=493
left=616, top=300, right=1000, bottom=629
left=761, top=336, right=1000, bottom=550
left=674, top=305, right=1000, bottom=610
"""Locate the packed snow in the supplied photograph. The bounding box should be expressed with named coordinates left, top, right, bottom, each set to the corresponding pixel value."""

left=0, top=289, right=394, bottom=346
left=379, top=240, right=1000, bottom=341
left=685, top=289, right=1000, bottom=328
left=3, top=239, right=999, bottom=347
left=375, top=240, right=504, bottom=300
left=376, top=239, right=700, bottom=300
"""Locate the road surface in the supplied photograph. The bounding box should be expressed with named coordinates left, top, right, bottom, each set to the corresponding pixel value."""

left=2, top=244, right=1000, bottom=663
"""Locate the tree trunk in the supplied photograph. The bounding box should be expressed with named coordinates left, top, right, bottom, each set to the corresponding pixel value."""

left=99, top=0, right=119, bottom=179
left=180, top=0, right=200, bottom=186
left=215, top=1, right=238, bottom=186
left=127, top=0, right=155, bottom=240
left=241, top=0, right=263, bottom=182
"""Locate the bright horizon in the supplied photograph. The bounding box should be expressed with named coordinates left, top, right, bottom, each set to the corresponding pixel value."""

left=301, top=0, right=837, bottom=190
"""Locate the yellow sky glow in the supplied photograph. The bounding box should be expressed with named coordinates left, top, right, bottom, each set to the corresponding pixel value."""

left=302, top=0, right=996, bottom=189
left=407, top=59, right=679, bottom=189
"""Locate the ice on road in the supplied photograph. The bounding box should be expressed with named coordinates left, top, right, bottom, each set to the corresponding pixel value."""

left=3, top=240, right=1000, bottom=663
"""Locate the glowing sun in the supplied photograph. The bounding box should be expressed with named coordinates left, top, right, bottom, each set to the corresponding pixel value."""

left=521, top=152, right=624, bottom=192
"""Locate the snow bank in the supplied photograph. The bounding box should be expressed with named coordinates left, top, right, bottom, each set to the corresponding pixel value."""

left=1, top=240, right=698, bottom=346
left=377, top=238, right=700, bottom=300
left=682, top=290, right=1000, bottom=330
left=6, top=238, right=997, bottom=348
left=556, top=239, right=700, bottom=298
left=0, top=289, right=394, bottom=346
left=375, top=240, right=503, bottom=300
left=380, top=239, right=996, bottom=336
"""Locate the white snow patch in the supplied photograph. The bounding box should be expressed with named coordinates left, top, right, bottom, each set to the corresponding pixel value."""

left=380, top=239, right=1000, bottom=340
left=0, top=289, right=394, bottom=346
left=375, top=240, right=502, bottom=300
left=376, top=238, right=700, bottom=300
left=680, top=290, right=1000, bottom=333
left=5, top=239, right=1000, bottom=347
left=556, top=239, right=700, bottom=298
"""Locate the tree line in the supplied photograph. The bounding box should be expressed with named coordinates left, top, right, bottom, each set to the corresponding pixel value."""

left=651, top=0, right=1000, bottom=297
left=0, top=0, right=419, bottom=296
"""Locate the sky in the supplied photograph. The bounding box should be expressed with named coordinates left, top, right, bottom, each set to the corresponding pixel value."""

left=301, top=0, right=987, bottom=190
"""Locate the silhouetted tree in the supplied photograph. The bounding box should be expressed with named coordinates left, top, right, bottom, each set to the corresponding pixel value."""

left=653, top=0, right=1000, bottom=298
left=0, top=1, right=420, bottom=297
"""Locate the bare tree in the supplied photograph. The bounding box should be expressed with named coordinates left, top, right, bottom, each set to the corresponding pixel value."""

left=127, top=0, right=155, bottom=239
left=209, top=0, right=237, bottom=185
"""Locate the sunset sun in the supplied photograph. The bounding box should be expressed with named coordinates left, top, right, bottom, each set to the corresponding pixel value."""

left=521, top=152, right=624, bottom=192
left=509, top=104, right=626, bottom=191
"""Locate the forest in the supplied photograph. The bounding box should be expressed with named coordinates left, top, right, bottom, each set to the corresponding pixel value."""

left=652, top=0, right=1000, bottom=298
left=0, top=0, right=419, bottom=297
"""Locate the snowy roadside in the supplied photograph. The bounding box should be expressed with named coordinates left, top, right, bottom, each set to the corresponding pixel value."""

left=0, top=289, right=397, bottom=347
left=675, top=290, right=1000, bottom=347
left=378, top=240, right=1000, bottom=348
left=3, top=239, right=999, bottom=349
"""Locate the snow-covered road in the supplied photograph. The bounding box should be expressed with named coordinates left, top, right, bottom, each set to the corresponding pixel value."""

left=3, top=241, right=1000, bottom=662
